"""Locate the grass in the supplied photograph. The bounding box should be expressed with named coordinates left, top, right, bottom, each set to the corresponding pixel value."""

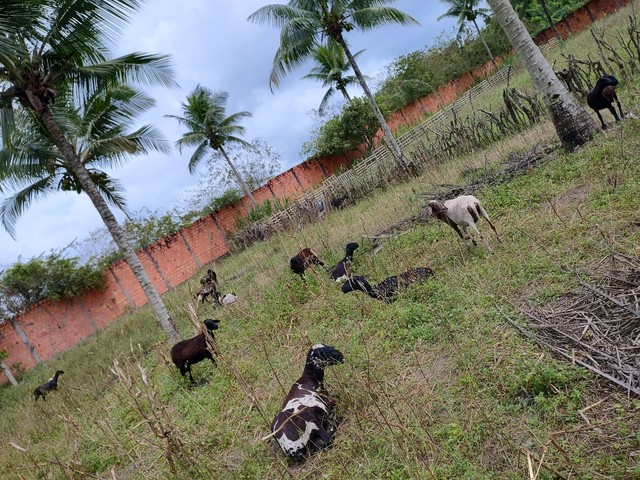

left=2, top=5, right=640, bottom=479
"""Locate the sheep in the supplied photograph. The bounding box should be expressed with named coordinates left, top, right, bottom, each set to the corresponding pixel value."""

left=271, top=344, right=344, bottom=461
left=341, top=267, right=435, bottom=303
left=330, top=242, right=359, bottom=282
left=426, top=195, right=501, bottom=251
left=200, top=269, right=218, bottom=286
left=587, top=75, right=624, bottom=130
left=217, top=292, right=238, bottom=306
left=195, top=282, right=221, bottom=305
left=170, top=319, right=220, bottom=384
left=290, top=248, right=325, bottom=280
left=33, top=370, right=64, bottom=401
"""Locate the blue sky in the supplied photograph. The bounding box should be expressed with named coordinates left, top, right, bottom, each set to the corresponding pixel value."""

left=0, top=0, right=459, bottom=268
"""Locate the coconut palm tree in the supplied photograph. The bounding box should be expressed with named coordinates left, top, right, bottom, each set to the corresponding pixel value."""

left=248, top=0, right=419, bottom=169
left=0, top=85, right=168, bottom=236
left=438, top=0, right=498, bottom=68
left=486, top=0, right=598, bottom=150
left=302, top=40, right=365, bottom=114
left=167, top=87, right=259, bottom=209
left=0, top=0, right=180, bottom=344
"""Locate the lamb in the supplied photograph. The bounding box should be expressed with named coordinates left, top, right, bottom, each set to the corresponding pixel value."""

left=587, top=75, right=624, bottom=130
left=341, top=267, right=435, bottom=303
left=426, top=195, right=501, bottom=251
left=271, top=344, right=344, bottom=461
left=290, top=248, right=325, bottom=280
left=217, top=292, right=238, bottom=306
left=33, top=370, right=64, bottom=401
left=170, top=319, right=220, bottom=384
left=330, top=242, right=359, bottom=282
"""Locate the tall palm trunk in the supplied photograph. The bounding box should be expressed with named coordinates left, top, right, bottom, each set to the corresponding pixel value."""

left=38, top=108, right=181, bottom=345
left=218, top=146, right=259, bottom=208
left=334, top=35, right=409, bottom=169
left=487, top=0, right=598, bottom=151
left=472, top=18, right=498, bottom=69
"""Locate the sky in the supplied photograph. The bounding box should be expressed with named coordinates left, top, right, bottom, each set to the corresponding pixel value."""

left=0, top=0, right=460, bottom=269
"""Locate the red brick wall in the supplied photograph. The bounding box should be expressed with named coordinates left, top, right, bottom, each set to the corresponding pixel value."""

left=0, top=0, right=627, bottom=385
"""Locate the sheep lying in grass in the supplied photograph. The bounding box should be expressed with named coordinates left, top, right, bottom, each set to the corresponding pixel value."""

left=426, top=195, right=501, bottom=251
left=290, top=248, right=325, bottom=280
left=330, top=242, right=359, bottom=282
left=587, top=74, right=624, bottom=130
left=170, top=319, right=220, bottom=384
left=341, top=267, right=435, bottom=303
left=33, top=370, right=64, bottom=401
left=272, top=344, right=344, bottom=461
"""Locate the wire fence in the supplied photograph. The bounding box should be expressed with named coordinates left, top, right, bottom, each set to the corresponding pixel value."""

left=259, top=39, right=558, bottom=232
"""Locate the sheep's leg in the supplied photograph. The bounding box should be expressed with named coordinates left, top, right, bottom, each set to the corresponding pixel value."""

left=477, top=206, right=502, bottom=242
left=608, top=105, right=620, bottom=123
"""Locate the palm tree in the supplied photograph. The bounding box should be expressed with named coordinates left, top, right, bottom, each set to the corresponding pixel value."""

left=438, top=0, right=498, bottom=68
left=0, top=0, right=180, bottom=344
left=0, top=85, right=168, bottom=236
left=167, top=87, right=259, bottom=209
left=248, top=0, right=419, bottom=169
left=486, top=0, right=598, bottom=150
left=302, top=40, right=364, bottom=114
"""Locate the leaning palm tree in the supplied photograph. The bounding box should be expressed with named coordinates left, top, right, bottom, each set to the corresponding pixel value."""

left=0, top=0, right=180, bottom=344
left=486, top=0, right=598, bottom=150
left=248, top=0, right=419, bottom=169
left=167, top=87, right=259, bottom=209
left=438, top=0, right=498, bottom=68
left=302, top=40, right=365, bottom=114
left=1, top=85, right=168, bottom=236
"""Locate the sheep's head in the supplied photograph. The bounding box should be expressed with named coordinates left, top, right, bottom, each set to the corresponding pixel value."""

left=425, top=200, right=447, bottom=218
left=307, top=344, right=344, bottom=369
left=203, top=319, right=220, bottom=331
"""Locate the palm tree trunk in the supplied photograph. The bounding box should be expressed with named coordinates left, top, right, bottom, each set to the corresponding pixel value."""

left=1, top=360, right=18, bottom=386
left=487, top=0, right=598, bottom=151
left=219, top=146, right=259, bottom=208
left=334, top=36, right=409, bottom=170
left=38, top=108, right=181, bottom=345
left=472, top=19, right=498, bottom=69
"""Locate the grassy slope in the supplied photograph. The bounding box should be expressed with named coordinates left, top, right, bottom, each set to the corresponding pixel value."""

left=2, top=8, right=640, bottom=480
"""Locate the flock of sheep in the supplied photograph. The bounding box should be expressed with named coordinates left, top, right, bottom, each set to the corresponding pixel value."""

left=30, top=74, right=627, bottom=462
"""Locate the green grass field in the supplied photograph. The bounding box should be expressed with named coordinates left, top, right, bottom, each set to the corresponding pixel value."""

left=2, top=5, right=640, bottom=479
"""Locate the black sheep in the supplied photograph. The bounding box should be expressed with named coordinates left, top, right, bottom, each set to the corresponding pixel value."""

left=342, top=267, right=435, bottom=303
left=272, top=344, right=344, bottom=461
left=170, top=319, right=220, bottom=384
left=587, top=75, right=624, bottom=130
left=33, top=370, right=64, bottom=401
left=290, top=248, right=325, bottom=280
left=330, top=242, right=359, bottom=282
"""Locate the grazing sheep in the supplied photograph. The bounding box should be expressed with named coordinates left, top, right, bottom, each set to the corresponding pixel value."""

left=341, top=267, right=435, bottom=303
left=272, top=344, right=344, bottom=461
left=170, top=319, right=220, bottom=384
left=587, top=75, right=624, bottom=130
left=290, top=248, right=325, bottom=280
left=218, top=292, right=238, bottom=306
left=200, top=269, right=218, bottom=286
left=426, top=195, right=501, bottom=251
left=330, top=242, right=359, bottom=282
left=33, top=370, right=64, bottom=401
left=195, top=282, right=221, bottom=305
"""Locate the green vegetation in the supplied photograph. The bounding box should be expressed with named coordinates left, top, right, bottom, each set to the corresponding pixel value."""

left=2, top=3, right=640, bottom=479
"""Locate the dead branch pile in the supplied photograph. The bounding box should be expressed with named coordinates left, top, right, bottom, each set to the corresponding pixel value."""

left=519, top=253, right=640, bottom=396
